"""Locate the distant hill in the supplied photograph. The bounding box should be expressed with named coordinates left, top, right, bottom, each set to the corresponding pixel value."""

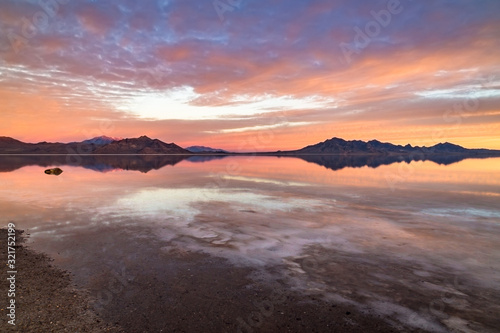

left=94, top=136, right=190, bottom=154
left=0, top=137, right=25, bottom=146
left=186, top=146, right=228, bottom=153
left=0, top=136, right=80, bottom=154
left=287, top=137, right=496, bottom=155
left=0, top=136, right=191, bottom=155
left=1, top=135, right=499, bottom=156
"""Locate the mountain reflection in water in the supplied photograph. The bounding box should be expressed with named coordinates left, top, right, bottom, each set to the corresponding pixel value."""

left=0, top=153, right=494, bottom=173
left=0, top=155, right=499, bottom=332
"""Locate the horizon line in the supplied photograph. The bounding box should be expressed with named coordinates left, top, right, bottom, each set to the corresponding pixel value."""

left=2, top=135, right=500, bottom=152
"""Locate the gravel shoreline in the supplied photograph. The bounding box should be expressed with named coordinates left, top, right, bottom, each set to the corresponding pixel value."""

left=0, top=227, right=429, bottom=332
left=0, top=229, right=123, bottom=332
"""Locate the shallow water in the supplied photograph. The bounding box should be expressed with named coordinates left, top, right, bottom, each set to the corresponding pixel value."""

left=1, top=155, right=499, bottom=332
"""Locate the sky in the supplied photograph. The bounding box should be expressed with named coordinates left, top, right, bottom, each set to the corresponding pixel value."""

left=0, top=0, right=499, bottom=151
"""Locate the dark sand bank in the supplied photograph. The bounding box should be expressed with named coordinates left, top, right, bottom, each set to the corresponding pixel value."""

left=81, top=249, right=410, bottom=333
left=0, top=229, right=121, bottom=332
left=3, top=225, right=498, bottom=332
left=8, top=225, right=429, bottom=333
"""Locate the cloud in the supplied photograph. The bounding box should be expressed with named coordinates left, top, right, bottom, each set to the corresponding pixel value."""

left=0, top=0, right=499, bottom=149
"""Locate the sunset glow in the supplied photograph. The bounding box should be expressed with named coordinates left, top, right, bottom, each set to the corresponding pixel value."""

left=1, top=0, right=499, bottom=151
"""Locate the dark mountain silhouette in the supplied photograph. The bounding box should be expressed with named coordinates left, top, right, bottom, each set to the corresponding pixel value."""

left=0, top=137, right=25, bottom=146
left=93, top=136, right=190, bottom=154
left=295, top=138, right=394, bottom=154
left=0, top=136, right=191, bottom=155
left=0, top=136, right=87, bottom=154
left=1, top=135, right=499, bottom=159
left=289, top=137, right=488, bottom=155
left=288, top=138, right=475, bottom=155
left=3, top=135, right=498, bottom=174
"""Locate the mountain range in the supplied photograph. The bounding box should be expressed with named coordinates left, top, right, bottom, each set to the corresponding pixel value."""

left=0, top=135, right=190, bottom=155
left=1, top=135, right=499, bottom=156
left=287, top=137, right=492, bottom=155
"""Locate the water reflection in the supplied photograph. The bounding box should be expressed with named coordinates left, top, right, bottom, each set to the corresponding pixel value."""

left=0, top=153, right=496, bottom=173
left=294, top=153, right=490, bottom=171
left=0, top=156, right=499, bottom=331
left=0, top=154, right=187, bottom=173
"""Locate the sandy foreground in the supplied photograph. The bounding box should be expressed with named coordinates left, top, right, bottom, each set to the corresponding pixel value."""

left=1, top=227, right=499, bottom=332
left=0, top=229, right=121, bottom=332
left=0, top=228, right=423, bottom=333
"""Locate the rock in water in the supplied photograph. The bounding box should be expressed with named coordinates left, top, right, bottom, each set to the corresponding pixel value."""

left=44, top=168, right=63, bottom=175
